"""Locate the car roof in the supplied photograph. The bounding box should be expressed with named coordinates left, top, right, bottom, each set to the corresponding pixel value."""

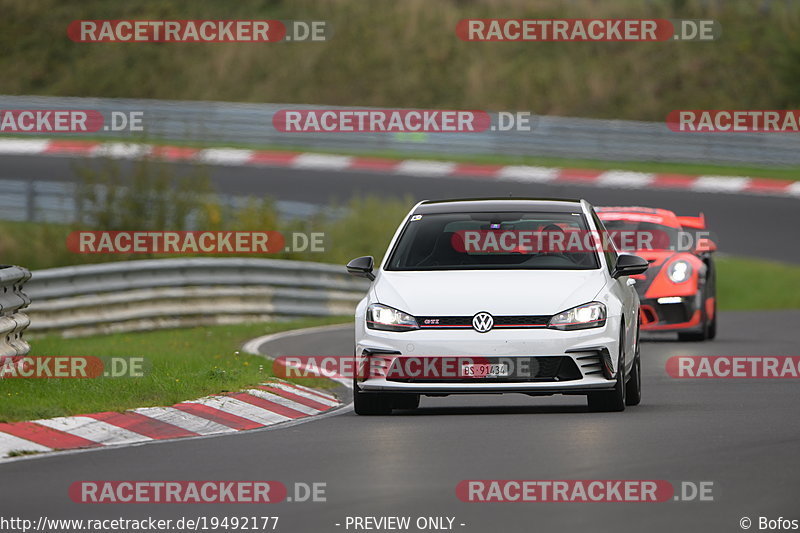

left=414, top=198, right=585, bottom=214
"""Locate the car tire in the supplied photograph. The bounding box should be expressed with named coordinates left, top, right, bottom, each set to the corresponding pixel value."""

left=707, top=298, right=717, bottom=340
left=678, top=288, right=711, bottom=342
left=625, top=355, right=642, bottom=406
left=352, top=348, right=393, bottom=415
left=678, top=330, right=706, bottom=342
left=587, top=327, right=627, bottom=412
left=625, top=322, right=642, bottom=406
left=353, top=388, right=393, bottom=415
left=678, top=319, right=708, bottom=342
left=705, top=261, right=717, bottom=340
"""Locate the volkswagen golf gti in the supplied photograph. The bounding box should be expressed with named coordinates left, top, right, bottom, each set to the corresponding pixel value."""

left=346, top=198, right=649, bottom=415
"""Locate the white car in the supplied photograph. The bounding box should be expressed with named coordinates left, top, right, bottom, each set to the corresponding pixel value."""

left=346, top=198, right=648, bottom=415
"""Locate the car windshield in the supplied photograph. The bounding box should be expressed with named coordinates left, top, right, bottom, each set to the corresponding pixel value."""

left=599, top=219, right=680, bottom=251
left=386, top=211, right=600, bottom=271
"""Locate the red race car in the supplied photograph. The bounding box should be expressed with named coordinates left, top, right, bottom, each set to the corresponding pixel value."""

left=597, top=206, right=717, bottom=342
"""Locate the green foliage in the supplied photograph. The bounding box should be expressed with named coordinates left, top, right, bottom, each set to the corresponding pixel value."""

left=74, top=158, right=214, bottom=231
left=305, top=195, right=412, bottom=264
left=0, top=156, right=410, bottom=268
left=1, top=0, right=799, bottom=120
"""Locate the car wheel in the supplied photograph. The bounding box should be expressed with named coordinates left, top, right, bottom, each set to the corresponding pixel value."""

left=353, top=388, right=393, bottom=415
left=587, top=327, right=627, bottom=412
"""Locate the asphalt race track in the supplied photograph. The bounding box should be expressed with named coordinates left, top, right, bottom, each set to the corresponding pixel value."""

left=1, top=153, right=799, bottom=532
left=1, top=312, right=799, bottom=532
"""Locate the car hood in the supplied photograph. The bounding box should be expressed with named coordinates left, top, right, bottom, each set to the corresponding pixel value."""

left=373, top=269, right=607, bottom=316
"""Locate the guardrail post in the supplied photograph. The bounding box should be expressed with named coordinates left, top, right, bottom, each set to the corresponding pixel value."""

left=0, top=265, right=32, bottom=357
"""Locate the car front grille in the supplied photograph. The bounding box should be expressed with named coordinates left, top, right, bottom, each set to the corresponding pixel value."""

left=415, top=315, right=551, bottom=329
left=656, top=302, right=692, bottom=324
left=642, top=298, right=694, bottom=325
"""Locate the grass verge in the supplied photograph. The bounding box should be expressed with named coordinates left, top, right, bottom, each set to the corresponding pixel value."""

left=0, top=317, right=350, bottom=423
left=717, top=257, right=800, bottom=311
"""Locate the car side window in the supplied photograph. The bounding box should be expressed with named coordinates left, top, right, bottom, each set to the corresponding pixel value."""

left=591, top=209, right=618, bottom=275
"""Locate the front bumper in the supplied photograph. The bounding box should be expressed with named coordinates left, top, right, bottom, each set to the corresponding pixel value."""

left=639, top=295, right=702, bottom=332
left=355, top=317, right=621, bottom=394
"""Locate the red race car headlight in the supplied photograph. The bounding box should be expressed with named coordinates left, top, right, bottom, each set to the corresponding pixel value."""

left=667, top=259, right=692, bottom=283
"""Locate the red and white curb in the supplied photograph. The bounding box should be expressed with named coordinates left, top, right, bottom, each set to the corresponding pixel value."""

left=1, top=138, right=798, bottom=199
left=0, top=378, right=340, bottom=461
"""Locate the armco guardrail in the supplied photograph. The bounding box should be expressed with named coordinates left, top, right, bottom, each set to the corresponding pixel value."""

left=25, top=258, right=369, bottom=338
left=1, top=95, right=798, bottom=166
left=0, top=265, right=32, bottom=356
left=0, top=177, right=333, bottom=224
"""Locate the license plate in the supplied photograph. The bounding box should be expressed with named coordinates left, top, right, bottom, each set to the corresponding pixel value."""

left=461, top=363, right=509, bottom=378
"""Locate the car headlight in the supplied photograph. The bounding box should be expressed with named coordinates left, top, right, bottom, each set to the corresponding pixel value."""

left=548, top=302, right=607, bottom=331
left=366, top=304, right=419, bottom=332
left=668, top=260, right=692, bottom=283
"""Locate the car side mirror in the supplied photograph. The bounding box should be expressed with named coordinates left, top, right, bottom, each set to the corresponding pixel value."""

left=346, top=256, right=375, bottom=281
left=612, top=253, right=649, bottom=278
left=695, top=237, right=717, bottom=253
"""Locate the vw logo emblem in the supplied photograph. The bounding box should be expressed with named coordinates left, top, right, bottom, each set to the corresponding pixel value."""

left=472, top=312, right=494, bottom=333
